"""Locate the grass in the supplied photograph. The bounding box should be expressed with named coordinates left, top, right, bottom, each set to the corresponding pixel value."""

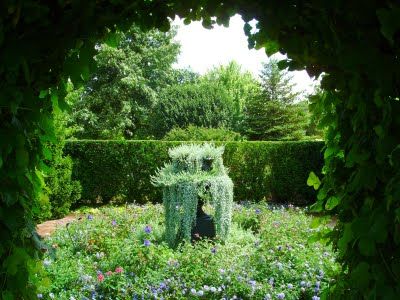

left=37, top=203, right=340, bottom=299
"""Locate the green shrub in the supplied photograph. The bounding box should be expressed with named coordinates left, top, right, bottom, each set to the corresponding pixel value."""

left=39, top=113, right=82, bottom=221
left=65, top=140, right=324, bottom=206
left=163, top=125, right=245, bottom=141
left=46, top=145, right=82, bottom=218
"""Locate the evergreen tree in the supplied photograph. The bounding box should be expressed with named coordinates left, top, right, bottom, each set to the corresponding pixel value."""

left=244, top=59, right=307, bottom=140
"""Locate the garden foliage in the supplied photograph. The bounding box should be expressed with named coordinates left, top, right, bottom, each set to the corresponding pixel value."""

left=152, top=144, right=233, bottom=246
left=150, top=82, right=235, bottom=138
left=41, top=112, right=82, bottom=220
left=38, top=203, right=340, bottom=299
left=65, top=140, right=323, bottom=206
left=163, top=125, right=245, bottom=141
left=2, top=0, right=400, bottom=298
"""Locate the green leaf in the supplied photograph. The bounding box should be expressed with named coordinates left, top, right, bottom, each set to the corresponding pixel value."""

left=104, top=32, right=120, bottom=48
left=1, top=290, right=14, bottom=300
left=0, top=155, right=3, bottom=168
left=16, top=148, right=29, bottom=168
left=350, top=262, right=370, bottom=288
left=325, top=196, right=340, bottom=210
left=39, top=90, right=48, bottom=99
left=377, top=8, right=400, bottom=44
left=307, top=171, right=321, bottom=190
left=359, top=237, right=376, bottom=256
left=338, top=223, right=353, bottom=252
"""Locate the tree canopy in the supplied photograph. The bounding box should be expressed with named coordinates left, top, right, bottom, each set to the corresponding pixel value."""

left=69, top=25, right=180, bottom=139
left=1, top=1, right=400, bottom=298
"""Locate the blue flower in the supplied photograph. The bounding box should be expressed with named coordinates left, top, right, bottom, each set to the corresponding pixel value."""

left=287, top=283, right=293, bottom=289
left=144, top=239, right=151, bottom=247
left=255, top=209, right=261, bottom=214
left=144, top=225, right=152, bottom=234
left=87, top=214, right=93, bottom=220
left=312, top=297, right=320, bottom=300
left=211, top=247, right=217, bottom=254
left=277, top=292, right=285, bottom=299
left=37, top=294, right=43, bottom=299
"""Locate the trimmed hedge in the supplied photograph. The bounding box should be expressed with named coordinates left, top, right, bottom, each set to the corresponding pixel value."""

left=65, top=140, right=324, bottom=206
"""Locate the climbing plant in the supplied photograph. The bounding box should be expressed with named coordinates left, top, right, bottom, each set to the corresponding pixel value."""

left=152, top=144, right=233, bottom=247
left=1, top=0, right=400, bottom=298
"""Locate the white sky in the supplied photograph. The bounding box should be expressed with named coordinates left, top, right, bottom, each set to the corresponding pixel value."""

left=172, top=15, right=317, bottom=95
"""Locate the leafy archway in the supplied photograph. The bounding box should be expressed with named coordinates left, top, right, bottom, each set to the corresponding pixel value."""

left=1, top=1, right=399, bottom=298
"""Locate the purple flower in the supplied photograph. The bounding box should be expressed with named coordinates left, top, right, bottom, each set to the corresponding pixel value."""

left=144, top=225, right=152, bottom=234
left=312, top=297, right=320, bottom=300
left=287, top=283, right=293, bottom=289
left=211, top=247, right=217, bottom=254
left=37, top=294, right=43, bottom=299
left=111, top=220, right=117, bottom=226
left=255, top=208, right=261, bottom=214
left=277, top=292, right=285, bottom=299
left=144, top=239, right=151, bottom=247
left=87, top=214, right=93, bottom=220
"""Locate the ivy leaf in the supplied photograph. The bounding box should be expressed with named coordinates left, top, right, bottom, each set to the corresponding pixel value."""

left=377, top=8, right=400, bottom=44
left=350, top=262, right=370, bottom=288
left=325, top=196, right=339, bottom=210
left=338, top=223, right=353, bottom=252
left=39, top=90, right=48, bottom=99
left=16, top=148, right=29, bottom=168
left=359, top=237, right=376, bottom=256
left=307, top=171, right=321, bottom=190
left=104, top=32, right=120, bottom=48
left=1, top=290, right=14, bottom=300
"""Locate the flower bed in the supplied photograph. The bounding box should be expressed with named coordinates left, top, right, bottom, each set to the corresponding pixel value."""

left=38, top=203, right=340, bottom=299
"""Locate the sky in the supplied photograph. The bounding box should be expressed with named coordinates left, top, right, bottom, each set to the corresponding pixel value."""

left=172, top=15, right=317, bottom=94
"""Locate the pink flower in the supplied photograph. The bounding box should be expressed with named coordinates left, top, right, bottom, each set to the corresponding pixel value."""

left=115, top=267, right=123, bottom=273
left=97, top=274, right=104, bottom=282
left=105, top=271, right=113, bottom=276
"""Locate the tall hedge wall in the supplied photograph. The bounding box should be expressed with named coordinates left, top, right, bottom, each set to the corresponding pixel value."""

left=65, top=140, right=324, bottom=206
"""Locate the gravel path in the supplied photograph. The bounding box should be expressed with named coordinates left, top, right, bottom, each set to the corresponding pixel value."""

left=36, top=214, right=79, bottom=238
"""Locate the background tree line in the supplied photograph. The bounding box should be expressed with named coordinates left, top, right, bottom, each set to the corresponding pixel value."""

left=65, top=24, right=323, bottom=142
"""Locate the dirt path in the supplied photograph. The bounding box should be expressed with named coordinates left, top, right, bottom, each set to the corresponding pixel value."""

left=36, top=214, right=79, bottom=238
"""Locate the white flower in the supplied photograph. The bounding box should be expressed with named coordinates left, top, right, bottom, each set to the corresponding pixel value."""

left=43, top=259, right=52, bottom=267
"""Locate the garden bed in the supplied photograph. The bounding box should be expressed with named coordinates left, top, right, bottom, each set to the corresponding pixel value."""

left=37, top=203, right=340, bottom=299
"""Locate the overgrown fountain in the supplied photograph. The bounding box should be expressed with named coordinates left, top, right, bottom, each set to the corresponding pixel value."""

left=152, top=144, right=233, bottom=246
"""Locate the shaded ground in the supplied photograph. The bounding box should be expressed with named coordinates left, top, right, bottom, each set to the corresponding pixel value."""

left=36, top=214, right=78, bottom=238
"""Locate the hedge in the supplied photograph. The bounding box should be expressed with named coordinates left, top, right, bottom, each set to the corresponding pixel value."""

left=65, top=140, right=324, bottom=206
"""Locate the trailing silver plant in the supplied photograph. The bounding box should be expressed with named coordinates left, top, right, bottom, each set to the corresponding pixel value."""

left=151, top=144, right=233, bottom=246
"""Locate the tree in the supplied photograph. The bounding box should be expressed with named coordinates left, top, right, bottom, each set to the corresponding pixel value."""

left=201, top=61, right=260, bottom=132
left=150, top=82, right=235, bottom=138
left=244, top=59, right=307, bottom=140
left=69, top=25, right=180, bottom=139
left=260, top=58, right=302, bottom=104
